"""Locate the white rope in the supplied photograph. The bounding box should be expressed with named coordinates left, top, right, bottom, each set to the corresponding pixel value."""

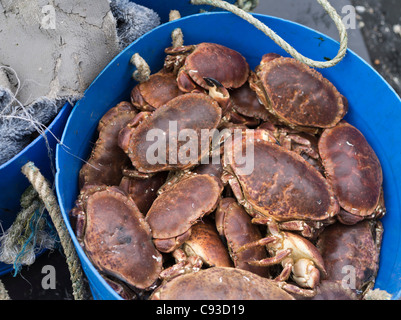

left=191, top=0, right=348, bottom=68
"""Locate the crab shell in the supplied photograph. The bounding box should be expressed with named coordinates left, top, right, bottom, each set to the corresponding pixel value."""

left=119, top=93, right=222, bottom=173
left=79, top=101, right=137, bottom=188
left=150, top=267, right=295, bottom=300
left=215, top=198, right=270, bottom=278
left=177, top=42, right=250, bottom=92
left=119, top=171, right=168, bottom=215
left=258, top=122, right=324, bottom=174
left=223, top=130, right=339, bottom=223
left=192, top=155, right=224, bottom=181
left=103, top=276, right=138, bottom=300
left=318, top=121, right=384, bottom=218
left=145, top=174, right=224, bottom=253
left=230, top=78, right=274, bottom=122
left=316, top=220, right=383, bottom=297
left=130, top=70, right=183, bottom=111
left=250, top=54, right=347, bottom=130
left=71, top=185, right=163, bottom=290
left=182, top=219, right=233, bottom=268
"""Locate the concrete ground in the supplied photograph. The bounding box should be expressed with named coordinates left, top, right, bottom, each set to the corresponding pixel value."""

left=1, top=0, right=400, bottom=300
left=351, top=0, right=401, bottom=95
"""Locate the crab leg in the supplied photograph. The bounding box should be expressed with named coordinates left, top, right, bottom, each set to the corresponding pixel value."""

left=279, top=220, right=315, bottom=238
left=236, top=235, right=276, bottom=253
left=247, top=249, right=292, bottom=267
left=122, top=168, right=155, bottom=179
left=274, top=260, right=293, bottom=281
left=276, top=282, right=316, bottom=298
left=160, top=249, right=203, bottom=281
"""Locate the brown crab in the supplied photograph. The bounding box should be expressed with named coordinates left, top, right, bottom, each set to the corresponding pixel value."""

left=165, top=42, right=250, bottom=93
left=222, top=129, right=339, bottom=238
left=160, top=219, right=233, bottom=280
left=150, top=267, right=295, bottom=300
left=130, top=69, right=184, bottom=111
left=203, top=76, right=261, bottom=127
left=118, top=92, right=222, bottom=174
left=258, top=121, right=324, bottom=174
left=70, top=185, right=163, bottom=290
left=316, top=220, right=383, bottom=298
left=215, top=197, right=270, bottom=278
left=237, top=227, right=326, bottom=295
left=181, top=219, right=232, bottom=268
left=103, top=276, right=138, bottom=300
left=119, top=171, right=168, bottom=215
left=318, top=121, right=385, bottom=224
left=249, top=53, right=347, bottom=131
left=230, top=77, right=274, bottom=122
left=159, top=248, right=204, bottom=281
left=145, top=173, right=224, bottom=253
left=79, top=101, right=137, bottom=188
left=192, top=156, right=224, bottom=181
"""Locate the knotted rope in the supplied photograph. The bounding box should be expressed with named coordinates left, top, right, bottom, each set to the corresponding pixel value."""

left=130, top=53, right=151, bottom=82
left=20, top=162, right=87, bottom=300
left=169, top=10, right=184, bottom=48
left=235, top=0, right=259, bottom=12
left=0, top=280, right=10, bottom=300
left=0, top=186, right=55, bottom=275
left=191, top=0, right=348, bottom=68
left=364, top=288, right=393, bottom=300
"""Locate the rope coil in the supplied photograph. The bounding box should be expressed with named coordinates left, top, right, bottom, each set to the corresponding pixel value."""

left=20, top=162, right=87, bottom=300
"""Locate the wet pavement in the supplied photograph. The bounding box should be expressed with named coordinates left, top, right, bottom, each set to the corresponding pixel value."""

left=352, top=0, right=401, bottom=95
left=1, top=0, right=400, bottom=300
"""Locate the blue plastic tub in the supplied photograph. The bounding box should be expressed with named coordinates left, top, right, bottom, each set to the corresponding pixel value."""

left=0, top=101, right=72, bottom=275
left=56, top=12, right=401, bottom=300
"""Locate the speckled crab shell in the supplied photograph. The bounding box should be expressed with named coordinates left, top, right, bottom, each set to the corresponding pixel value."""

left=215, top=198, right=270, bottom=278
left=131, top=70, right=183, bottom=111
left=250, top=54, right=347, bottom=129
left=316, top=220, right=383, bottom=297
left=119, top=92, right=222, bottom=173
left=223, top=130, right=339, bottom=223
left=182, top=219, right=233, bottom=268
left=79, top=101, right=137, bottom=189
left=150, top=267, right=295, bottom=300
left=145, top=174, right=224, bottom=253
left=71, top=185, right=163, bottom=290
left=318, top=121, right=384, bottom=218
left=119, top=171, right=168, bottom=215
left=178, top=42, right=250, bottom=91
left=230, top=78, right=274, bottom=122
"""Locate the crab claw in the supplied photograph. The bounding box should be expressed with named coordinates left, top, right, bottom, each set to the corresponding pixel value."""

left=203, top=77, right=231, bottom=115
left=292, top=258, right=321, bottom=289
left=203, top=77, right=224, bottom=89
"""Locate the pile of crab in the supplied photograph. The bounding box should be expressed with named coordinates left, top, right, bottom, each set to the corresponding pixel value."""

left=70, top=41, right=386, bottom=300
